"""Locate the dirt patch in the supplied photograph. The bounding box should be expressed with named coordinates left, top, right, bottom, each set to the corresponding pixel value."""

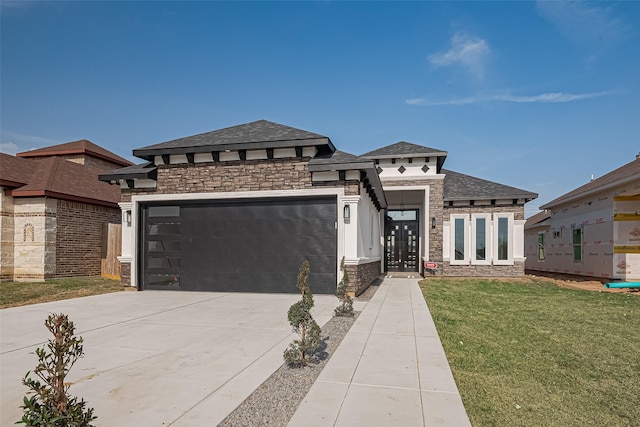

left=523, top=272, right=639, bottom=295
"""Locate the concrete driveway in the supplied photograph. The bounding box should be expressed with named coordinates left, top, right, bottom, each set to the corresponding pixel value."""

left=0, top=291, right=341, bottom=426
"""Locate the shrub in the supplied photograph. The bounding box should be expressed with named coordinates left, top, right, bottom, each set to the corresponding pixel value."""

left=283, top=260, right=322, bottom=367
left=18, top=313, right=96, bottom=427
left=334, top=258, right=354, bottom=317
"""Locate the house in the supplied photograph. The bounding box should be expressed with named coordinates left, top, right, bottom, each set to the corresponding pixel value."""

left=525, top=156, right=640, bottom=281
left=99, top=120, right=537, bottom=294
left=0, top=140, right=133, bottom=281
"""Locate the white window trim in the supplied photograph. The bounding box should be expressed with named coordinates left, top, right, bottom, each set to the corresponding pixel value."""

left=471, top=213, right=491, bottom=265
left=493, top=213, right=514, bottom=265
left=450, top=214, right=469, bottom=265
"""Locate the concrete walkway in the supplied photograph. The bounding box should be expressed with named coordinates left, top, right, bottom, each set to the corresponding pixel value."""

left=289, top=278, right=471, bottom=426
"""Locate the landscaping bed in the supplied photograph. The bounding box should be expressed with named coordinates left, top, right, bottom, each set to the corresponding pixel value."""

left=219, top=313, right=358, bottom=427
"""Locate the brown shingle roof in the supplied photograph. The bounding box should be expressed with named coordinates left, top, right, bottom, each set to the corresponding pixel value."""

left=0, top=154, right=35, bottom=188
left=16, top=139, right=133, bottom=167
left=524, top=210, right=551, bottom=229
left=0, top=153, right=120, bottom=207
left=541, top=157, right=640, bottom=209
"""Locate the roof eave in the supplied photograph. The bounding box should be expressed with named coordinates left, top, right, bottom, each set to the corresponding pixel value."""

left=540, top=175, right=638, bottom=209
left=133, top=137, right=332, bottom=161
left=444, top=194, right=538, bottom=202
left=308, top=160, right=376, bottom=172
left=17, top=148, right=132, bottom=167
left=99, top=167, right=158, bottom=183
left=8, top=189, right=119, bottom=208
left=362, top=152, right=448, bottom=160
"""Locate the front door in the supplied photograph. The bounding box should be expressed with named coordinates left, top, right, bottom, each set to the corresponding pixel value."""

left=385, top=210, right=419, bottom=272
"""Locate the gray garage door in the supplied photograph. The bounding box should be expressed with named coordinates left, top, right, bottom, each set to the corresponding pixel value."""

left=140, top=197, right=337, bottom=293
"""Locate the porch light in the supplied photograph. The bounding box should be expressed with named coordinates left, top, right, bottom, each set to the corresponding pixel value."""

left=431, top=217, right=436, bottom=229
left=126, top=210, right=132, bottom=227
left=344, top=205, right=350, bottom=221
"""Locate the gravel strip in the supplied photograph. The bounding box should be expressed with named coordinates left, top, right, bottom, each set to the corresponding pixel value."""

left=219, top=284, right=380, bottom=427
left=219, top=314, right=359, bottom=427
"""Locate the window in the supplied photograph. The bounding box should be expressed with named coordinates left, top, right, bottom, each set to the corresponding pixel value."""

left=450, top=214, right=469, bottom=264
left=537, top=232, right=545, bottom=261
left=448, top=213, right=514, bottom=266
left=471, top=214, right=491, bottom=265
left=493, top=213, right=513, bottom=265
left=572, top=228, right=582, bottom=261
left=497, top=217, right=509, bottom=260
left=454, top=218, right=465, bottom=260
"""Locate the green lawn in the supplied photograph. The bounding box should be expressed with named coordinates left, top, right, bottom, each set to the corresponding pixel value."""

left=421, top=277, right=640, bottom=427
left=0, top=276, right=123, bottom=309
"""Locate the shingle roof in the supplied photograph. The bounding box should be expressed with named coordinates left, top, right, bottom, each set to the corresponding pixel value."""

left=0, top=153, right=121, bottom=207
left=308, top=150, right=373, bottom=170
left=0, top=154, right=34, bottom=188
left=541, top=157, right=640, bottom=209
left=99, top=162, right=157, bottom=182
left=443, top=169, right=538, bottom=201
left=361, top=141, right=448, bottom=159
left=17, top=139, right=133, bottom=167
left=133, top=120, right=334, bottom=161
left=308, top=150, right=387, bottom=209
left=525, top=210, right=551, bottom=229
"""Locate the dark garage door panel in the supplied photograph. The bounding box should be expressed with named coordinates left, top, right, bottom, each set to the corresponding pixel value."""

left=143, top=197, right=337, bottom=294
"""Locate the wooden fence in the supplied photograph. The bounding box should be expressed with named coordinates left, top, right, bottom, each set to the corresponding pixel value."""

left=101, top=223, right=121, bottom=280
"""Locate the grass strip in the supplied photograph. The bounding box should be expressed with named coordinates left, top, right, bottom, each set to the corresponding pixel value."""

left=421, top=277, right=640, bottom=427
left=1, top=276, right=122, bottom=309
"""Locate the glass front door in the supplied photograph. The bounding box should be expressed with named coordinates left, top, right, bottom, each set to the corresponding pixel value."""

left=385, top=210, right=419, bottom=272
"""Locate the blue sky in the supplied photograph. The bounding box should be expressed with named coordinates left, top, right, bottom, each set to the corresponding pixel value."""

left=2, top=1, right=639, bottom=217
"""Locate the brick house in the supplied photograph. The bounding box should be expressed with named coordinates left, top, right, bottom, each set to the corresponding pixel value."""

left=0, top=140, right=133, bottom=281
left=100, top=120, right=537, bottom=294
left=525, top=156, right=640, bottom=281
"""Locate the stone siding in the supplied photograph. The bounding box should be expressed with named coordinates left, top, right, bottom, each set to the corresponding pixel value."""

left=429, top=179, right=444, bottom=264
left=344, top=260, right=381, bottom=295
left=155, top=159, right=313, bottom=194
left=55, top=200, right=121, bottom=277
left=440, top=261, right=525, bottom=277
left=11, top=198, right=57, bottom=281
left=121, top=262, right=131, bottom=287
left=0, top=192, right=15, bottom=280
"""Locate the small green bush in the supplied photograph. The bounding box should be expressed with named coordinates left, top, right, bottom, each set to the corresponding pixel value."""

left=18, top=313, right=96, bottom=427
left=334, top=258, right=354, bottom=317
left=284, top=260, right=322, bottom=367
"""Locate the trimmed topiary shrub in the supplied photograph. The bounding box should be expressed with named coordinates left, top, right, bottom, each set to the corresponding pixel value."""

left=283, top=260, right=322, bottom=367
left=334, top=258, right=354, bottom=317
left=18, top=313, right=96, bottom=427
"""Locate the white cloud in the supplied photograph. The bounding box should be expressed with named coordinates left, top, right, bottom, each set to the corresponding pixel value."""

left=428, top=32, right=490, bottom=79
left=0, top=131, right=60, bottom=154
left=0, top=142, right=19, bottom=155
left=536, top=0, right=629, bottom=47
left=405, top=91, right=611, bottom=106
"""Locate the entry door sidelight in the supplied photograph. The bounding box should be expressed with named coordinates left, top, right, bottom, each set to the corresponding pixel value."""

left=385, top=210, right=419, bottom=272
